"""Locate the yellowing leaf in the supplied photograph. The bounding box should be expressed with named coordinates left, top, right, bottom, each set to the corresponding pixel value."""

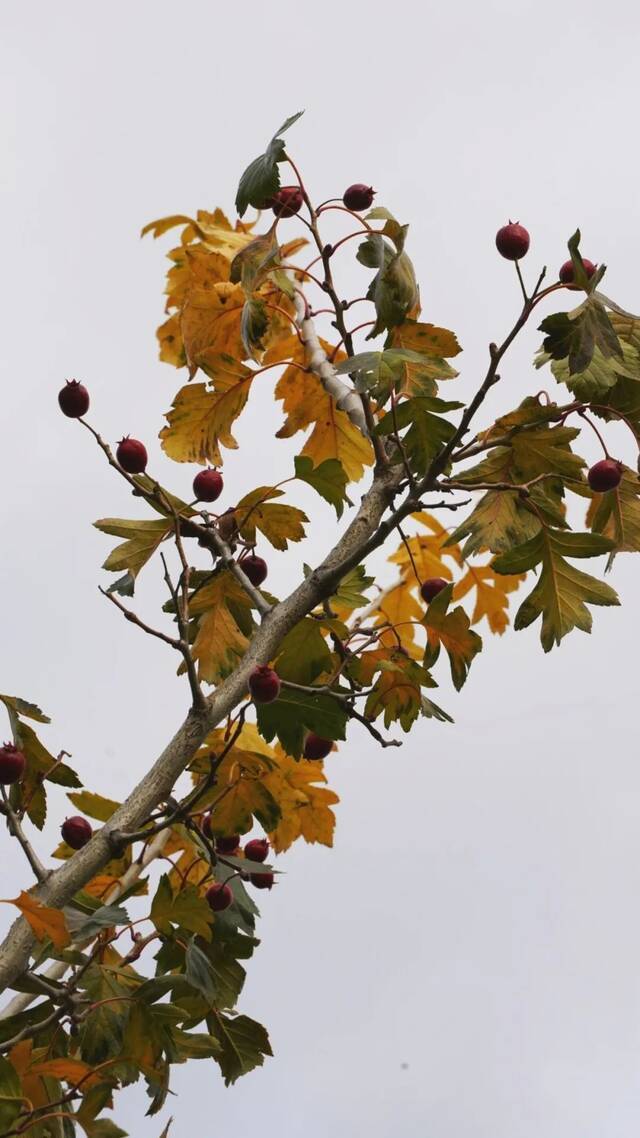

left=189, top=571, right=253, bottom=684
left=389, top=512, right=462, bottom=582
left=94, top=517, right=172, bottom=580
left=160, top=358, right=255, bottom=466
left=360, top=647, right=434, bottom=731
left=30, top=1058, right=103, bottom=1090
left=265, top=750, right=338, bottom=853
left=424, top=587, right=483, bottom=689
left=453, top=564, right=525, bottom=634
left=270, top=335, right=374, bottom=483
left=5, top=891, right=70, bottom=949
left=391, top=320, right=462, bottom=357
left=235, top=486, right=307, bottom=550
left=141, top=214, right=200, bottom=240
left=587, top=467, right=640, bottom=559
left=373, top=580, right=423, bottom=654
left=182, top=281, right=247, bottom=372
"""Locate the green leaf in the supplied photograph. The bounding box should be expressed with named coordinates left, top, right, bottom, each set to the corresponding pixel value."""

left=0, top=1055, right=23, bottom=1133
left=377, top=395, right=460, bottom=475
left=209, top=1012, right=273, bottom=1085
left=240, top=297, right=269, bottom=359
left=448, top=490, right=541, bottom=556
left=185, top=939, right=218, bottom=1004
left=294, top=455, right=349, bottom=518
left=335, top=348, right=456, bottom=403
left=421, top=695, right=454, bottom=723
left=235, top=111, right=304, bottom=216
left=65, top=903, right=131, bottom=941
left=0, top=694, right=50, bottom=724
left=151, top=877, right=214, bottom=941
left=94, top=517, right=171, bottom=582
left=256, top=688, right=347, bottom=758
left=331, top=564, right=375, bottom=613
left=275, top=618, right=333, bottom=685
left=230, top=228, right=280, bottom=293
left=357, top=229, right=419, bottom=338
left=588, top=467, right=640, bottom=564
left=539, top=297, right=622, bottom=376
left=493, top=528, right=619, bottom=651
left=172, top=1029, right=222, bottom=1060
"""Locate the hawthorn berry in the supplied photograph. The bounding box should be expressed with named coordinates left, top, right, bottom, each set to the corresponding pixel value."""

left=559, top=258, right=597, bottom=285
left=215, top=834, right=241, bottom=854
left=495, top=221, right=530, bottom=261
left=244, top=838, right=269, bottom=863
left=205, top=882, right=233, bottom=912
left=303, top=733, right=333, bottom=761
left=0, top=743, right=26, bottom=784
left=420, top=577, right=448, bottom=604
left=343, top=184, right=375, bottom=212
left=61, top=816, right=93, bottom=850
left=193, top=468, right=223, bottom=503
left=250, top=871, right=275, bottom=890
left=248, top=665, right=281, bottom=704
left=116, top=437, right=148, bottom=474
left=241, top=555, right=268, bottom=587
left=58, top=380, right=90, bottom=418
left=271, top=186, right=303, bottom=218
left=588, top=458, right=623, bottom=492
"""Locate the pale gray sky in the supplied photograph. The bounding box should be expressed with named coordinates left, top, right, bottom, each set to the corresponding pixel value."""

left=2, top=2, right=640, bottom=1135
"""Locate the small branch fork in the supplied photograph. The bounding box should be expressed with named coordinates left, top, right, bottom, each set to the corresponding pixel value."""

left=0, top=789, right=49, bottom=883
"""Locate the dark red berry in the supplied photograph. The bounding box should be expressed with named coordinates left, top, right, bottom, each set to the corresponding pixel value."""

left=244, top=838, right=269, bottom=864
left=495, top=221, right=530, bottom=261
left=215, top=834, right=241, bottom=854
left=193, top=468, right=223, bottom=503
left=343, top=184, right=375, bottom=212
left=241, top=555, right=268, bottom=587
left=303, top=733, right=333, bottom=761
left=250, top=871, right=274, bottom=890
left=58, top=380, right=90, bottom=418
left=116, top=437, right=147, bottom=474
left=61, top=816, right=93, bottom=850
left=248, top=666, right=281, bottom=704
left=559, top=258, right=597, bottom=286
left=272, top=186, right=303, bottom=218
left=420, top=577, right=448, bottom=604
left=588, top=458, right=623, bottom=492
left=205, top=882, right=233, bottom=912
left=0, top=743, right=26, bottom=784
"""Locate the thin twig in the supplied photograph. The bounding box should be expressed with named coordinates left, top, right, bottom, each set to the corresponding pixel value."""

left=0, top=789, right=49, bottom=883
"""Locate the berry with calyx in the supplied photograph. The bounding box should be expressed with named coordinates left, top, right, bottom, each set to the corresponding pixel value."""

left=249, top=665, right=281, bottom=704
left=205, top=882, right=233, bottom=912
left=250, top=871, right=275, bottom=890
left=58, top=380, right=90, bottom=418
left=303, top=733, right=333, bottom=761
left=0, top=743, right=26, bottom=784
left=588, top=458, right=623, bottom=492
left=272, top=186, right=303, bottom=218
left=559, top=258, right=597, bottom=286
left=244, top=838, right=269, bottom=863
left=343, top=184, right=375, bottom=211
left=241, top=555, right=268, bottom=587
left=420, top=577, right=448, bottom=604
left=61, top=816, right=93, bottom=850
left=495, top=221, right=530, bottom=261
left=215, top=833, right=241, bottom=854
left=193, top=468, right=223, bottom=502
left=116, top=437, right=147, bottom=474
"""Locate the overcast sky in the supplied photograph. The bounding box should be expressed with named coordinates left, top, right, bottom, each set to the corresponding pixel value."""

left=3, top=2, right=640, bottom=1135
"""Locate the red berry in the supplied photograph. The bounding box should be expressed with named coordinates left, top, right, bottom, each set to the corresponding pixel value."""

left=250, top=871, right=274, bottom=890
left=205, top=882, right=233, bottom=912
left=215, top=833, right=241, bottom=854
left=587, top=458, right=623, bottom=492
left=420, top=577, right=448, bottom=604
left=495, top=221, right=530, bottom=261
left=193, top=468, right=223, bottom=502
left=244, top=838, right=269, bottom=863
left=272, top=186, right=303, bottom=218
left=303, top=733, right=333, bottom=761
left=241, top=555, right=268, bottom=587
left=116, top=437, right=147, bottom=474
left=0, top=743, right=26, bottom=784
left=61, top=816, right=93, bottom=850
left=559, top=258, right=597, bottom=286
left=58, top=380, right=90, bottom=418
left=248, top=665, right=281, bottom=704
left=343, top=184, right=376, bottom=212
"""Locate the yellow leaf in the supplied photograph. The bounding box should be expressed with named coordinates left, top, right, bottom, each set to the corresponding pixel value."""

left=189, top=571, right=253, bottom=684
left=391, top=320, right=462, bottom=357
left=141, top=214, right=200, bottom=240
left=182, top=280, right=247, bottom=372
left=30, top=1057, right=103, bottom=1089
left=5, top=891, right=70, bottom=949
left=266, top=750, right=338, bottom=853
left=235, top=485, right=307, bottom=549
left=160, top=359, right=255, bottom=466
left=157, top=312, right=186, bottom=367
left=95, top=517, right=172, bottom=580
left=453, top=564, right=525, bottom=634
left=373, top=580, right=423, bottom=654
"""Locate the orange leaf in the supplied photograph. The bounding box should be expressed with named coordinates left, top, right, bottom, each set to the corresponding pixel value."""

left=4, top=891, right=70, bottom=949
left=30, top=1057, right=104, bottom=1090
